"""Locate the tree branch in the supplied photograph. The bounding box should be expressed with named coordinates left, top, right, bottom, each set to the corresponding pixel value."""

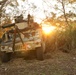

left=61, top=0, right=69, bottom=26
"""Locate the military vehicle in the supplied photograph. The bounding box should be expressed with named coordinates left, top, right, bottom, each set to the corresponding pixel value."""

left=0, top=15, right=47, bottom=62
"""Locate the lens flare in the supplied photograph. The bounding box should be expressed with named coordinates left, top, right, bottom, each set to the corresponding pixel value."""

left=42, top=25, right=56, bottom=34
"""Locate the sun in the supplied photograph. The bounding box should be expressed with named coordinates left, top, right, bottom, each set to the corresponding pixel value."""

left=41, top=23, right=56, bottom=34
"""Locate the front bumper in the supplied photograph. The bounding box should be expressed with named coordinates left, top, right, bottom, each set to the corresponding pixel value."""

left=0, top=40, right=41, bottom=52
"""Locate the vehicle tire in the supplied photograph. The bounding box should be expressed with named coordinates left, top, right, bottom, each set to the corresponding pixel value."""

left=0, top=38, right=2, bottom=43
left=36, top=35, right=46, bottom=60
left=36, top=47, right=44, bottom=60
left=42, top=40, right=46, bottom=53
left=1, top=52, right=12, bottom=63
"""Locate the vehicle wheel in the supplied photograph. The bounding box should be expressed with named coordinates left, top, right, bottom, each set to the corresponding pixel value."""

left=0, top=38, right=2, bottom=43
left=1, top=52, right=12, bottom=63
left=36, top=47, right=44, bottom=60
left=42, top=40, right=46, bottom=53
left=36, top=36, right=46, bottom=60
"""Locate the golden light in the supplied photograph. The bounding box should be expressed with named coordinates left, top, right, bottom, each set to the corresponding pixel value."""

left=42, top=24, right=56, bottom=34
left=22, top=44, right=26, bottom=49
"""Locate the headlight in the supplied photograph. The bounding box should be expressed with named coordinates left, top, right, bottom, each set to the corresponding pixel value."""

left=1, top=46, right=5, bottom=49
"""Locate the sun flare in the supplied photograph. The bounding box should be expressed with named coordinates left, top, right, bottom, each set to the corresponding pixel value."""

left=42, top=24, right=56, bottom=34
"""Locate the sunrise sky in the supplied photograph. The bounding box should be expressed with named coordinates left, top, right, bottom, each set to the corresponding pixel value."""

left=5, top=0, right=76, bottom=23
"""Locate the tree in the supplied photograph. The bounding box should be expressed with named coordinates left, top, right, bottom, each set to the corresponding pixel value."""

left=55, top=0, right=76, bottom=25
left=54, top=0, right=76, bottom=50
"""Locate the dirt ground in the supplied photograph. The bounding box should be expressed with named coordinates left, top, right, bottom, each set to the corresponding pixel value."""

left=0, top=49, right=76, bottom=75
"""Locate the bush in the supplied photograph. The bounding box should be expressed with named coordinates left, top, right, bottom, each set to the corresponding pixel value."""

left=46, top=27, right=76, bottom=53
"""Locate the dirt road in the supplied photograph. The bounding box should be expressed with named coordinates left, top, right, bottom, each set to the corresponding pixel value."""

left=0, top=50, right=76, bottom=75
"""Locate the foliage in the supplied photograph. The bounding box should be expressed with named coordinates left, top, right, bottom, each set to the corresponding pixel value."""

left=1, top=16, right=12, bottom=25
left=46, top=21, right=76, bottom=53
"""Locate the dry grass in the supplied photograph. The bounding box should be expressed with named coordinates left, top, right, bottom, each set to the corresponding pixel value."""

left=0, top=49, right=76, bottom=75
